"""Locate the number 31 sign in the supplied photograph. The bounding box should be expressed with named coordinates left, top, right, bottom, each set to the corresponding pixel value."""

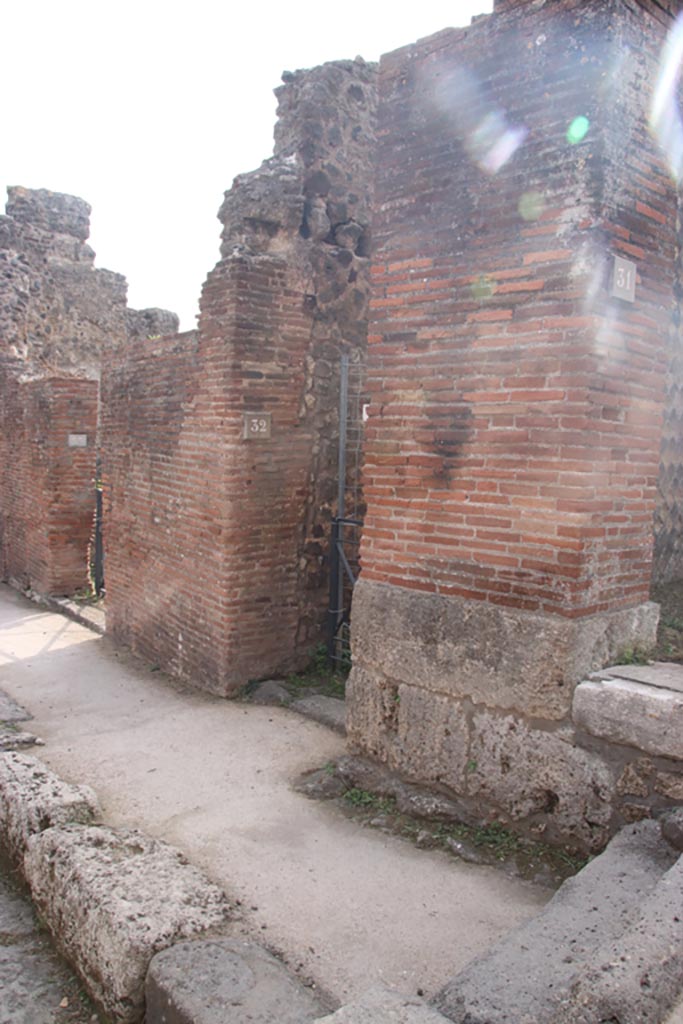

left=611, top=256, right=636, bottom=303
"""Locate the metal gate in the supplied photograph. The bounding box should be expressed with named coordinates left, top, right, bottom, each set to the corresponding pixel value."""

left=91, top=457, right=105, bottom=597
left=327, top=352, right=365, bottom=667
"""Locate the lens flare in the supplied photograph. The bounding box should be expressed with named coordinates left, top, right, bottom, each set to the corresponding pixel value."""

left=566, top=116, right=590, bottom=145
left=518, top=191, right=546, bottom=221
left=650, top=13, right=683, bottom=181
left=432, top=67, right=527, bottom=175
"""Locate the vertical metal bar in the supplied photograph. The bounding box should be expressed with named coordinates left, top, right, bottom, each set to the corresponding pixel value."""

left=327, top=518, right=340, bottom=661
left=336, top=353, right=349, bottom=661
left=338, top=352, right=349, bottom=521
left=94, top=487, right=104, bottom=596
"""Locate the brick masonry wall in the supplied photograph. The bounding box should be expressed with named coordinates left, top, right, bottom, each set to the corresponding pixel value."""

left=360, top=0, right=677, bottom=618
left=0, top=188, right=106, bottom=596
left=0, top=187, right=177, bottom=600
left=0, top=364, right=97, bottom=595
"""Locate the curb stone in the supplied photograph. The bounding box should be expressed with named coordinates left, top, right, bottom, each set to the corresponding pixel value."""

left=290, top=696, right=346, bottom=734
left=24, top=824, right=231, bottom=1024
left=0, top=752, right=100, bottom=863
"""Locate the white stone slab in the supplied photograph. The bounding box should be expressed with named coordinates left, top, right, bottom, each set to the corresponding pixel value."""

left=591, top=662, right=683, bottom=695
left=573, top=678, right=683, bottom=759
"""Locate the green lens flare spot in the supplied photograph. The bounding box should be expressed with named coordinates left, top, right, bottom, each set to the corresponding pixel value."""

left=567, top=116, right=590, bottom=144
left=470, top=275, right=495, bottom=301
left=471, top=274, right=497, bottom=301
left=518, top=191, right=546, bottom=221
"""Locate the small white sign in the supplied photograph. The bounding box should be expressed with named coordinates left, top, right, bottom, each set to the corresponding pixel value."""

left=67, top=434, right=88, bottom=448
left=243, top=413, right=271, bottom=440
left=611, top=256, right=636, bottom=303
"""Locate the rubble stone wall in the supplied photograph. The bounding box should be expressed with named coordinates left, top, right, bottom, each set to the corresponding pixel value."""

left=101, top=59, right=377, bottom=693
left=348, top=0, right=682, bottom=851
left=0, top=187, right=128, bottom=379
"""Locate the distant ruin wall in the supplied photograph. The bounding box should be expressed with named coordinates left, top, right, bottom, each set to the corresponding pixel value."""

left=0, top=187, right=178, bottom=598
left=0, top=360, right=98, bottom=595
left=102, top=59, right=377, bottom=693
left=348, top=0, right=682, bottom=852
left=0, top=188, right=119, bottom=595
left=0, top=187, right=128, bottom=379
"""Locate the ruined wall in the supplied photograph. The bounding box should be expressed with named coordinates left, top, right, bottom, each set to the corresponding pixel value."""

left=0, top=187, right=128, bottom=378
left=348, top=0, right=682, bottom=851
left=102, top=59, right=377, bottom=693
left=0, top=188, right=119, bottom=594
left=0, top=187, right=177, bottom=597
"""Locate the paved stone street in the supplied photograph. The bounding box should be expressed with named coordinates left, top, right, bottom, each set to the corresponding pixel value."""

left=0, top=857, right=102, bottom=1024
left=0, top=583, right=547, bottom=1006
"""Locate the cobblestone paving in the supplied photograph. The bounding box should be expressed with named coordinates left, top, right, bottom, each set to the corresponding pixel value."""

left=0, top=857, right=105, bottom=1024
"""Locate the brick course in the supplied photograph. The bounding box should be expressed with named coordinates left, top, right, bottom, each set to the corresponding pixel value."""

left=102, top=256, right=316, bottom=692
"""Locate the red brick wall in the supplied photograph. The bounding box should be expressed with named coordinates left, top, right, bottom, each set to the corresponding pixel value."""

left=0, top=364, right=97, bottom=595
left=103, top=255, right=315, bottom=694
left=360, top=1, right=677, bottom=618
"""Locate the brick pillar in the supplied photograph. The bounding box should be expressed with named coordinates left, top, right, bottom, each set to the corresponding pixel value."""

left=348, top=0, right=681, bottom=849
left=103, top=254, right=314, bottom=694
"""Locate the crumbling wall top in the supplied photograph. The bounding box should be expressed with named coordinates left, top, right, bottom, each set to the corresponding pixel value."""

left=6, top=186, right=91, bottom=241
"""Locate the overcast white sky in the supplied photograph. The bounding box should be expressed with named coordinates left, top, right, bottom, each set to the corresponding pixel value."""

left=4, top=1, right=492, bottom=329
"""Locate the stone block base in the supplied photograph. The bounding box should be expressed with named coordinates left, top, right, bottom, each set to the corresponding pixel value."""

left=350, top=580, right=659, bottom=722
left=347, top=580, right=662, bottom=851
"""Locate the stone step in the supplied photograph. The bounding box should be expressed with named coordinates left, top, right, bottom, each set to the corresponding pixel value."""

left=145, top=938, right=326, bottom=1024
left=290, top=696, right=346, bottom=734
left=316, top=988, right=450, bottom=1024
left=433, top=820, right=680, bottom=1024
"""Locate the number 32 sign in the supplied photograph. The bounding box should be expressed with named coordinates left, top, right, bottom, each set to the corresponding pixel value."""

left=243, top=413, right=272, bottom=440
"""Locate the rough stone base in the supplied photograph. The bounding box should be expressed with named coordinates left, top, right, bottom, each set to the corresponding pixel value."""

left=145, top=939, right=325, bottom=1024
left=347, top=580, right=661, bottom=850
left=350, top=580, right=659, bottom=722
left=346, top=667, right=620, bottom=850
left=23, top=824, right=231, bottom=1024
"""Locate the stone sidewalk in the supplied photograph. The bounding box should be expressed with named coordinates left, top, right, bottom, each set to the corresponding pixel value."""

left=0, top=583, right=547, bottom=1007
